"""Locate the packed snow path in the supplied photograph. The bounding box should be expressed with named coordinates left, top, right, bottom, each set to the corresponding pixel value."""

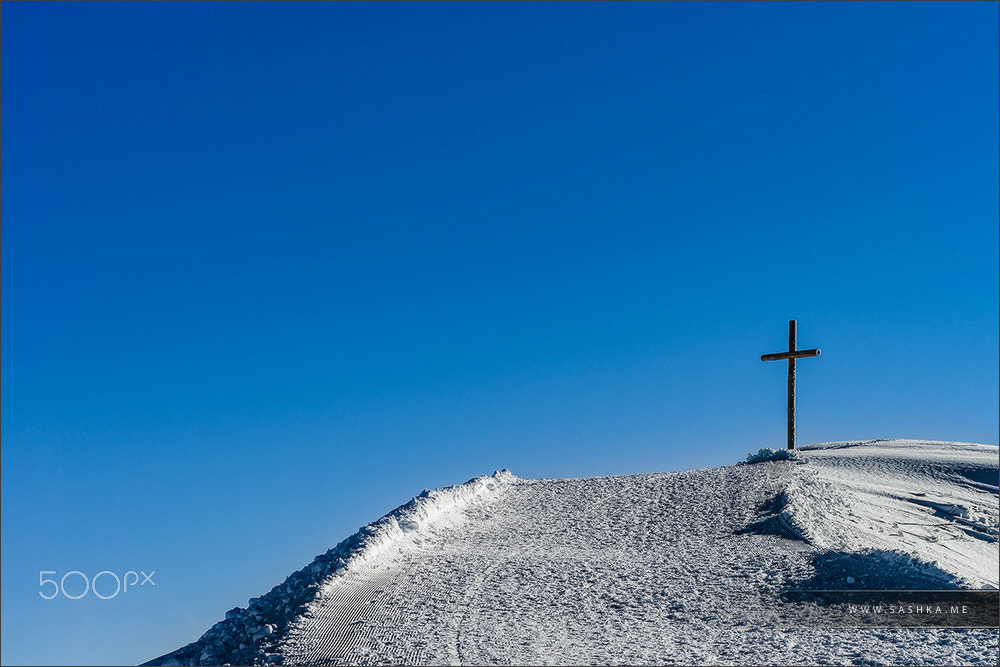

left=150, top=440, right=998, bottom=666
left=284, top=463, right=805, bottom=665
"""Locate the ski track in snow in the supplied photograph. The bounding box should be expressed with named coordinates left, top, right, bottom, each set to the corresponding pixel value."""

left=152, top=440, right=999, bottom=666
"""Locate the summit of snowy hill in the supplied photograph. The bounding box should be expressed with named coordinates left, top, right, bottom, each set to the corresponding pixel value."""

left=147, top=440, right=998, bottom=666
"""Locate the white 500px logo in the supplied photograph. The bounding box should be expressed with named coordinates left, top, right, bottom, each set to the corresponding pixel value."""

left=39, top=570, right=155, bottom=600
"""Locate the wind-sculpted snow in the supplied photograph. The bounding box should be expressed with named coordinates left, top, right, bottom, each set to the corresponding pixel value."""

left=745, top=447, right=804, bottom=464
left=148, top=441, right=998, bottom=666
left=791, top=440, right=999, bottom=588
left=145, top=470, right=515, bottom=666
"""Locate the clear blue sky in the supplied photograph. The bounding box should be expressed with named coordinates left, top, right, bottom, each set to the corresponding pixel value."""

left=2, top=2, right=997, bottom=664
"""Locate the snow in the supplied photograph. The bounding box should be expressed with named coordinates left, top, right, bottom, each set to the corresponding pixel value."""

left=746, top=447, right=804, bottom=463
left=146, top=440, right=998, bottom=666
left=789, top=440, right=998, bottom=588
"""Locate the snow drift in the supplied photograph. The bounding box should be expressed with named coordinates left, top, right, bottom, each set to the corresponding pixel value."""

left=780, top=440, right=997, bottom=589
left=147, top=470, right=515, bottom=666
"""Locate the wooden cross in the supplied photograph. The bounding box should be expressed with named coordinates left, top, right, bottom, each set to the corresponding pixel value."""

left=761, top=320, right=821, bottom=450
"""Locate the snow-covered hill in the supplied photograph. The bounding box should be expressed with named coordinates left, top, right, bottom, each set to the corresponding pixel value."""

left=147, top=440, right=999, bottom=666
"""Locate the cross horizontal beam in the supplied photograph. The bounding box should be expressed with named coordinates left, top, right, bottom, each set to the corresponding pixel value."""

left=760, top=348, right=821, bottom=362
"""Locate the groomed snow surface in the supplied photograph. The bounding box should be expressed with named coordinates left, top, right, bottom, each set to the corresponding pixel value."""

left=149, top=440, right=999, bottom=666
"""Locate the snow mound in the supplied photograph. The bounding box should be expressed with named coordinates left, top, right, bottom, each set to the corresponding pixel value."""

left=146, top=469, right=516, bottom=667
left=328, top=468, right=517, bottom=576
left=781, top=439, right=999, bottom=588
left=745, top=447, right=804, bottom=464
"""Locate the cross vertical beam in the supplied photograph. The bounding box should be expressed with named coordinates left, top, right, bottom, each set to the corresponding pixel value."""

left=788, top=319, right=796, bottom=451
left=761, top=320, right=821, bottom=450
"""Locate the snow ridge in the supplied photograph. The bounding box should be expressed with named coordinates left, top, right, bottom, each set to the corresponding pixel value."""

left=146, top=469, right=516, bottom=667
left=778, top=440, right=999, bottom=588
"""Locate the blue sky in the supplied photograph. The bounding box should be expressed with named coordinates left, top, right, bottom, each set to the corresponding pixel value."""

left=2, top=2, right=997, bottom=664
